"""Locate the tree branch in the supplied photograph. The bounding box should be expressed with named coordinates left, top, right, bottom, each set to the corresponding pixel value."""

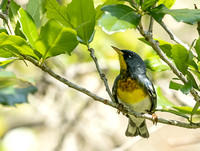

left=88, top=47, right=115, bottom=102
left=159, top=21, right=197, bottom=57
left=137, top=23, right=200, bottom=105
left=23, top=55, right=200, bottom=129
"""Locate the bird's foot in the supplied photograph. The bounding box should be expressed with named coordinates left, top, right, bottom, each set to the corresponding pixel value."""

left=152, top=113, right=158, bottom=125
left=117, top=103, right=124, bottom=114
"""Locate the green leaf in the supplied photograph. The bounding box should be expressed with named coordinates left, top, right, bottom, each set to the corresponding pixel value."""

left=191, top=102, right=200, bottom=118
left=138, top=38, right=172, bottom=58
left=142, top=0, right=158, bottom=10
left=0, top=33, right=39, bottom=60
left=187, top=50, right=199, bottom=71
left=95, top=0, right=123, bottom=21
left=14, top=21, right=26, bottom=39
left=0, top=86, right=37, bottom=106
left=144, top=55, right=170, bottom=72
left=9, top=0, right=20, bottom=31
left=26, top=0, right=45, bottom=27
left=186, top=71, right=199, bottom=90
left=45, top=0, right=72, bottom=27
left=150, top=5, right=200, bottom=25
left=171, top=44, right=189, bottom=75
left=194, top=37, right=200, bottom=61
left=36, top=20, right=78, bottom=60
left=66, top=0, right=96, bottom=45
left=46, top=0, right=96, bottom=45
left=0, top=57, right=14, bottom=66
left=0, top=28, right=8, bottom=34
left=174, top=106, right=200, bottom=115
left=180, top=82, right=192, bottom=95
left=156, top=86, right=175, bottom=108
left=99, top=4, right=141, bottom=34
left=157, top=0, right=176, bottom=8
left=156, top=108, right=189, bottom=119
left=169, top=81, right=183, bottom=90
left=18, top=8, right=38, bottom=49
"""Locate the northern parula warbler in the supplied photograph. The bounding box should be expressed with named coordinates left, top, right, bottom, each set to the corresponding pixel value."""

left=112, top=46, right=157, bottom=138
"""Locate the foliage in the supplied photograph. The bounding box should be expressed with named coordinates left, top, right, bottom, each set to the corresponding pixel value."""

left=0, top=0, right=200, bottom=125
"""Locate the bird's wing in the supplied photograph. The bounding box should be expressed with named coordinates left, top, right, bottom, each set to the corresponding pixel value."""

left=138, top=75, right=157, bottom=113
left=112, top=75, right=120, bottom=103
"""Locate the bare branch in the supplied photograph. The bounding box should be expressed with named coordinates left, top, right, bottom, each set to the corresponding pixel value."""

left=159, top=21, right=197, bottom=57
left=148, top=16, right=154, bottom=36
left=23, top=55, right=200, bottom=129
left=88, top=47, right=115, bottom=102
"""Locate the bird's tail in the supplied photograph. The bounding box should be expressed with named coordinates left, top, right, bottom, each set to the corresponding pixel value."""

left=125, top=118, right=149, bottom=138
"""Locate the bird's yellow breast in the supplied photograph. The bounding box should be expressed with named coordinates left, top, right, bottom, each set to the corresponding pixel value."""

left=117, top=77, right=148, bottom=104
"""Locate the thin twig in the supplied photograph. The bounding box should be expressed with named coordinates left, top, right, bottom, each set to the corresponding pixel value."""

left=137, top=23, right=200, bottom=105
left=159, top=21, right=197, bottom=57
left=88, top=47, right=116, bottom=102
left=148, top=16, right=154, bottom=37
left=0, top=0, right=14, bottom=35
left=23, top=55, right=200, bottom=129
left=194, top=4, right=200, bottom=36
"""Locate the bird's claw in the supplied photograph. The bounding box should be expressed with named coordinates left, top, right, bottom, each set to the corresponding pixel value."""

left=117, top=103, right=124, bottom=114
left=152, top=113, right=158, bottom=125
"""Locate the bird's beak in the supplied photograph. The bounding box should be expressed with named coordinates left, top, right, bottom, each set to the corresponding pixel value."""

left=111, top=46, right=123, bottom=55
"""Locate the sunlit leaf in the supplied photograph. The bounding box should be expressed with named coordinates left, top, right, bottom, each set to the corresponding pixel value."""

left=66, top=0, right=95, bottom=45
left=0, top=33, right=39, bottom=60
left=191, top=102, right=200, bottom=119
left=174, top=106, right=200, bottom=115
left=0, top=57, right=14, bottom=66
left=145, top=55, right=170, bottom=72
left=171, top=44, right=189, bottom=75
left=156, top=86, right=175, bottom=108
left=99, top=4, right=141, bottom=34
left=45, top=0, right=72, bottom=27
left=36, top=20, right=78, bottom=60
left=169, top=81, right=183, bottom=90
left=26, top=0, right=45, bottom=27
left=157, top=0, right=176, bottom=8
left=150, top=4, right=200, bottom=25
left=18, top=8, right=38, bottom=49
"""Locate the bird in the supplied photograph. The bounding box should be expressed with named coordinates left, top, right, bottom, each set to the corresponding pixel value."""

left=112, top=46, right=157, bottom=138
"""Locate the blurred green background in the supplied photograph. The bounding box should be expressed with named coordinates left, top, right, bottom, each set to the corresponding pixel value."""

left=0, top=0, right=200, bottom=151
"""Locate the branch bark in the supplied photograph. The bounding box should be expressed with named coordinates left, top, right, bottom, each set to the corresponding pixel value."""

left=88, top=47, right=115, bottom=102
left=159, top=21, right=197, bottom=57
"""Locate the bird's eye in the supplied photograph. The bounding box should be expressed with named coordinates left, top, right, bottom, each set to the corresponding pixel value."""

left=128, top=55, right=132, bottom=58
